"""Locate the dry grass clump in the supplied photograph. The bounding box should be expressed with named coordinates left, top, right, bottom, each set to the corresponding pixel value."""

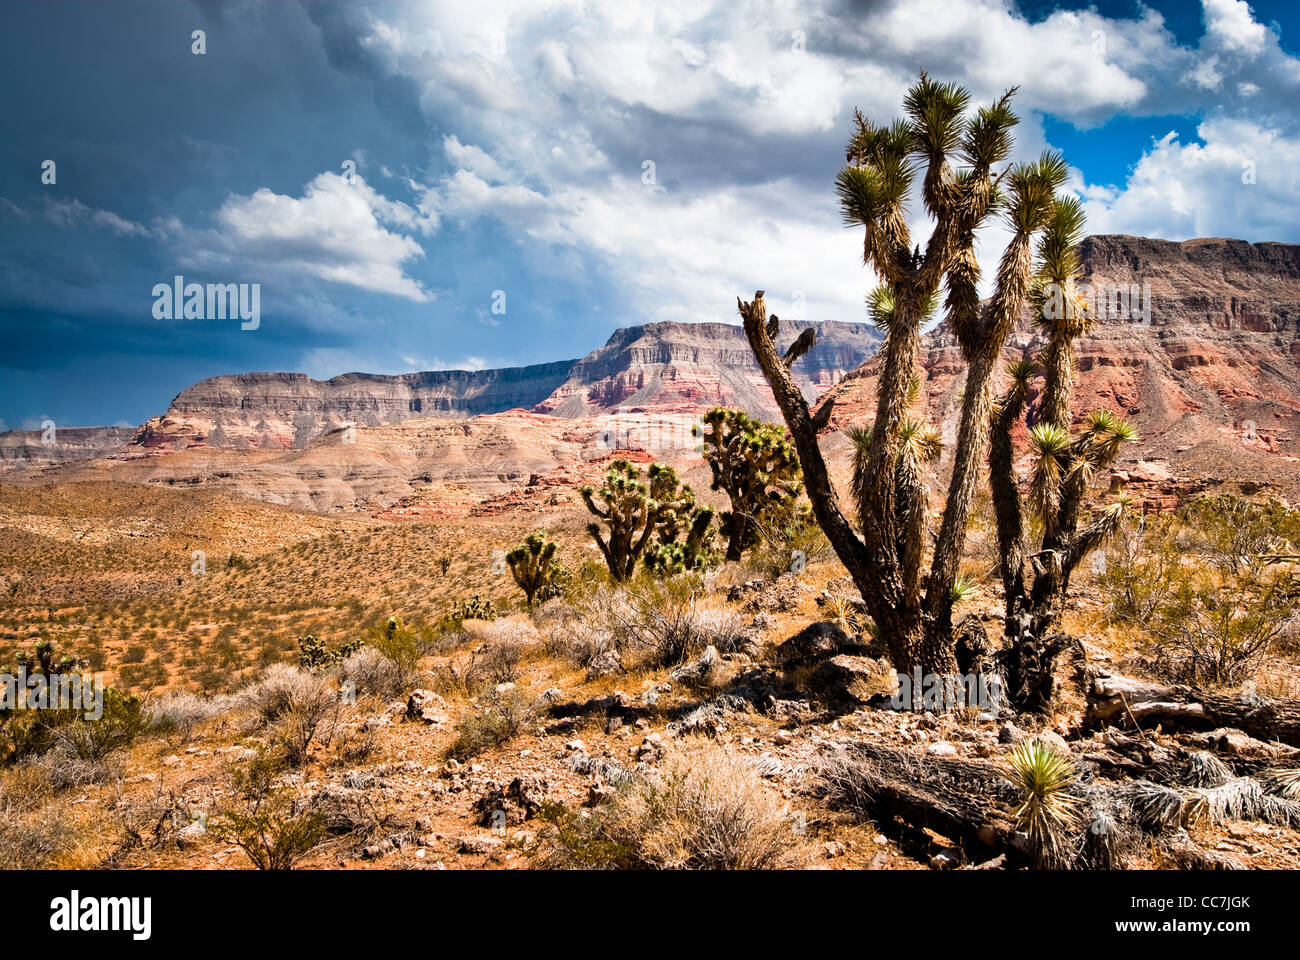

left=144, top=690, right=234, bottom=739
left=336, top=646, right=410, bottom=702
left=540, top=580, right=751, bottom=678
left=462, top=615, right=540, bottom=648
left=27, top=749, right=123, bottom=792
left=541, top=743, right=807, bottom=869
left=0, top=801, right=77, bottom=869
left=545, top=615, right=620, bottom=677
left=236, top=663, right=346, bottom=765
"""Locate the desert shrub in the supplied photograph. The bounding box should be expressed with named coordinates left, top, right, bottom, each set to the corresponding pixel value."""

left=0, top=802, right=76, bottom=869
left=546, top=616, right=619, bottom=674
left=447, top=689, right=530, bottom=761
left=609, top=579, right=747, bottom=667
left=330, top=725, right=378, bottom=766
left=117, top=657, right=168, bottom=692
left=428, top=653, right=478, bottom=699
left=336, top=646, right=409, bottom=701
left=44, top=687, right=146, bottom=763
left=144, top=690, right=233, bottom=739
left=275, top=696, right=343, bottom=767
left=237, top=664, right=342, bottom=765
left=111, top=782, right=199, bottom=855
left=1181, top=494, right=1300, bottom=576
left=26, top=748, right=122, bottom=792
left=237, top=663, right=320, bottom=727
left=462, top=619, right=536, bottom=687
left=540, top=744, right=803, bottom=869
left=1099, top=513, right=1181, bottom=624
left=745, top=500, right=832, bottom=580
left=212, top=749, right=328, bottom=870
left=468, top=639, right=522, bottom=687
left=356, top=616, right=437, bottom=677
left=1101, top=501, right=1298, bottom=685
left=1147, top=572, right=1293, bottom=686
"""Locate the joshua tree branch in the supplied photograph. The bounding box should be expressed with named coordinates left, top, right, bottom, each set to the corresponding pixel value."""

left=737, top=291, right=889, bottom=601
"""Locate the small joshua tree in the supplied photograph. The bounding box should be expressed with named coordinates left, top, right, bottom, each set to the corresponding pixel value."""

left=698, top=407, right=803, bottom=561
left=1008, top=740, right=1083, bottom=868
left=581, top=458, right=702, bottom=581
left=507, top=532, right=560, bottom=606
left=988, top=201, right=1139, bottom=709
left=16, top=638, right=85, bottom=675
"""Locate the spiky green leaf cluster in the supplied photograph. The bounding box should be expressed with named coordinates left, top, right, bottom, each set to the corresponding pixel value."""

left=1008, top=740, right=1083, bottom=867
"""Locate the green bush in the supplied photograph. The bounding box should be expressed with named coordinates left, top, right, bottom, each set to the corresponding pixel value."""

left=447, top=689, right=530, bottom=761
left=1100, top=497, right=1298, bottom=685
left=212, top=749, right=328, bottom=870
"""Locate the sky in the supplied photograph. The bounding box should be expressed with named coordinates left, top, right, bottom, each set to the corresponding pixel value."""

left=1, top=0, right=1298, bottom=429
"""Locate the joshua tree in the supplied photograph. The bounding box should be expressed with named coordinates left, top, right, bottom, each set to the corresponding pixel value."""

left=16, top=638, right=85, bottom=675
left=987, top=208, right=1138, bottom=709
left=738, top=74, right=1098, bottom=699
left=644, top=503, right=717, bottom=575
left=698, top=407, right=803, bottom=561
left=506, top=532, right=560, bottom=606
left=581, top=458, right=701, bottom=581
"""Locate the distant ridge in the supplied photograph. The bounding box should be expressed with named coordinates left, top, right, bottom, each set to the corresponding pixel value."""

left=130, top=319, right=881, bottom=450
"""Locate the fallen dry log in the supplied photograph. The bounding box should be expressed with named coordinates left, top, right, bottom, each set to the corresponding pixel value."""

left=820, top=738, right=1300, bottom=870
left=1086, top=672, right=1300, bottom=748
left=819, top=743, right=1021, bottom=855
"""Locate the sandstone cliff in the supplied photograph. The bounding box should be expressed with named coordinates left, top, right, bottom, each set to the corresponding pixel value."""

left=0, top=427, right=136, bottom=470
left=535, top=320, right=879, bottom=418
left=132, top=320, right=879, bottom=450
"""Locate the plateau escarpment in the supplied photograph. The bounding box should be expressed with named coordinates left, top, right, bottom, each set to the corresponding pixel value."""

left=534, top=320, right=879, bottom=418
left=134, top=361, right=575, bottom=451
left=130, top=319, right=880, bottom=451
left=0, top=427, right=136, bottom=469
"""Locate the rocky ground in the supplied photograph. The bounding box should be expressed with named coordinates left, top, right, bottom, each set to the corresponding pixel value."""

left=59, top=571, right=1300, bottom=872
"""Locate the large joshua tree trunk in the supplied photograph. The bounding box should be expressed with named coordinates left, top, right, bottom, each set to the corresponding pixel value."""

left=922, top=225, right=1039, bottom=650
left=739, top=291, right=944, bottom=671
